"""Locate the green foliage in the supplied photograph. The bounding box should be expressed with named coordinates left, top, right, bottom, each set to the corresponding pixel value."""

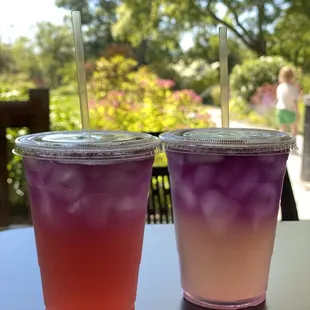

left=6, top=127, right=29, bottom=215
left=269, top=12, right=310, bottom=72
left=229, top=97, right=251, bottom=120
left=210, top=85, right=221, bottom=107
left=89, top=56, right=214, bottom=132
left=0, top=74, right=35, bottom=100
left=119, top=0, right=286, bottom=57
left=2, top=22, right=76, bottom=89
left=230, top=56, right=293, bottom=102
left=172, top=59, right=219, bottom=94
left=34, top=21, right=75, bottom=88
left=1, top=84, right=81, bottom=212
left=10, top=37, right=43, bottom=82
left=56, top=0, right=118, bottom=59
left=50, top=95, right=81, bottom=131
left=186, top=34, right=255, bottom=71
left=300, top=74, right=310, bottom=93
left=0, top=43, right=15, bottom=73
left=149, top=62, right=182, bottom=89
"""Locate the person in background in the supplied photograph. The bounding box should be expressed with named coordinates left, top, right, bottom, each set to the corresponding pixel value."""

left=276, top=66, right=301, bottom=136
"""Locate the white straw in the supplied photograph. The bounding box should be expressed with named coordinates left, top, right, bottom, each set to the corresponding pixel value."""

left=72, top=11, right=90, bottom=132
left=219, top=26, right=230, bottom=128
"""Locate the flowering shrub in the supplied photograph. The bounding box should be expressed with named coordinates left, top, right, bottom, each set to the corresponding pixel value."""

left=230, top=56, right=294, bottom=103
left=89, top=56, right=214, bottom=132
left=251, top=83, right=278, bottom=113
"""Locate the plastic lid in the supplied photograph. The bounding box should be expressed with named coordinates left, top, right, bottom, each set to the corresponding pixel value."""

left=14, top=130, right=161, bottom=161
left=160, top=128, right=296, bottom=155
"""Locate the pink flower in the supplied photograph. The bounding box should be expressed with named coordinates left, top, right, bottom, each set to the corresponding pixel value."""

left=88, top=100, right=96, bottom=108
left=172, top=89, right=203, bottom=104
left=251, top=83, right=278, bottom=114
left=251, top=84, right=277, bottom=108
left=157, top=79, right=176, bottom=88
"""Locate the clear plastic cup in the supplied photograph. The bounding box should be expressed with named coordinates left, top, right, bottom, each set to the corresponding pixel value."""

left=14, top=130, right=161, bottom=310
left=160, top=128, right=296, bottom=310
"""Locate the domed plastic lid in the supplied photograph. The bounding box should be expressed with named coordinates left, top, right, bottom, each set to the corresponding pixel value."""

left=160, top=128, right=296, bottom=155
left=14, top=130, right=161, bottom=161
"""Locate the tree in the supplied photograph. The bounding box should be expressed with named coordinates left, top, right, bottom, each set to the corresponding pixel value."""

left=0, top=42, right=15, bottom=73
left=56, top=0, right=181, bottom=64
left=34, top=21, right=75, bottom=87
left=287, top=0, right=310, bottom=17
left=56, top=0, right=119, bottom=58
left=112, top=2, right=183, bottom=64
left=11, top=37, right=42, bottom=82
left=185, top=33, right=255, bottom=72
left=269, top=12, right=310, bottom=72
left=118, top=0, right=289, bottom=56
left=56, top=0, right=293, bottom=65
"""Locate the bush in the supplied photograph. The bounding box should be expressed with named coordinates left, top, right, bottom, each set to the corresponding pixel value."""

left=229, top=96, right=251, bottom=120
left=2, top=84, right=81, bottom=218
left=89, top=56, right=215, bottom=132
left=0, top=74, right=34, bottom=101
left=230, top=56, right=294, bottom=103
left=300, top=74, right=310, bottom=93
left=6, top=127, right=30, bottom=220
left=251, top=83, right=278, bottom=113
left=0, top=76, right=36, bottom=219
left=50, top=95, right=81, bottom=131
left=171, top=59, right=220, bottom=95
left=149, top=62, right=182, bottom=89
left=210, top=85, right=221, bottom=106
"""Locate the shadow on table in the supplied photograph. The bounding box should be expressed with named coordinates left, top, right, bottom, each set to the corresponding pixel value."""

left=181, top=299, right=267, bottom=310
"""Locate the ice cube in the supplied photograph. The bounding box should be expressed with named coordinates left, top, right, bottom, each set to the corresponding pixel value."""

left=68, top=193, right=112, bottom=227
left=118, top=196, right=138, bottom=212
left=216, top=162, right=242, bottom=190
left=228, top=168, right=260, bottom=200
left=176, top=184, right=196, bottom=210
left=259, top=155, right=287, bottom=181
left=167, top=153, right=185, bottom=166
left=250, top=185, right=278, bottom=231
left=36, top=187, right=52, bottom=217
left=47, top=165, right=84, bottom=203
left=193, top=166, right=215, bottom=188
left=114, top=195, right=146, bottom=219
left=24, top=159, right=53, bottom=186
left=202, top=190, right=241, bottom=235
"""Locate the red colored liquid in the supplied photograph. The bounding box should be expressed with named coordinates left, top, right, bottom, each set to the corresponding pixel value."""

left=24, top=158, right=153, bottom=310
left=35, top=214, right=144, bottom=310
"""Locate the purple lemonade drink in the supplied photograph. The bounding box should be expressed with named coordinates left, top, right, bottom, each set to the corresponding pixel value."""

left=160, top=128, right=295, bottom=310
left=14, top=131, right=161, bottom=310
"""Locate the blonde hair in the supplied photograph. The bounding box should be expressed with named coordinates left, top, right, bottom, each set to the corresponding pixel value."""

left=278, top=66, right=295, bottom=83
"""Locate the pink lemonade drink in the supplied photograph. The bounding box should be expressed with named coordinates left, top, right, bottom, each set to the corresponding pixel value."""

left=14, top=131, right=161, bottom=310
left=160, top=128, right=295, bottom=309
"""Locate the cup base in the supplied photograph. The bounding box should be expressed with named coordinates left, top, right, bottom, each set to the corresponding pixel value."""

left=183, top=291, right=266, bottom=309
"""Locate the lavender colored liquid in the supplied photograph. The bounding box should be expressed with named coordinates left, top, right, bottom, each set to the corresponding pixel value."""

left=24, top=157, right=153, bottom=310
left=167, top=152, right=288, bottom=309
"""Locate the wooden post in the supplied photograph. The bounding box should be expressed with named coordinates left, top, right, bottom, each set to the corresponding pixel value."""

left=0, top=89, right=49, bottom=227
left=0, top=122, right=8, bottom=227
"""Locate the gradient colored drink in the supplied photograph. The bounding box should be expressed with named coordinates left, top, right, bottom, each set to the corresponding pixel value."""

left=160, top=128, right=295, bottom=309
left=15, top=131, right=160, bottom=310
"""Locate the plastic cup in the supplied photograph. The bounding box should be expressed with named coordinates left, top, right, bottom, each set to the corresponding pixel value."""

left=160, top=128, right=295, bottom=310
left=14, top=130, right=161, bottom=310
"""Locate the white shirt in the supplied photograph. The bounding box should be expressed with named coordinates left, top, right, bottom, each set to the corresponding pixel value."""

left=276, top=83, right=299, bottom=111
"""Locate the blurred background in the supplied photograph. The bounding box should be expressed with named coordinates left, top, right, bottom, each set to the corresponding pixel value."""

left=1, top=0, right=310, bottom=222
